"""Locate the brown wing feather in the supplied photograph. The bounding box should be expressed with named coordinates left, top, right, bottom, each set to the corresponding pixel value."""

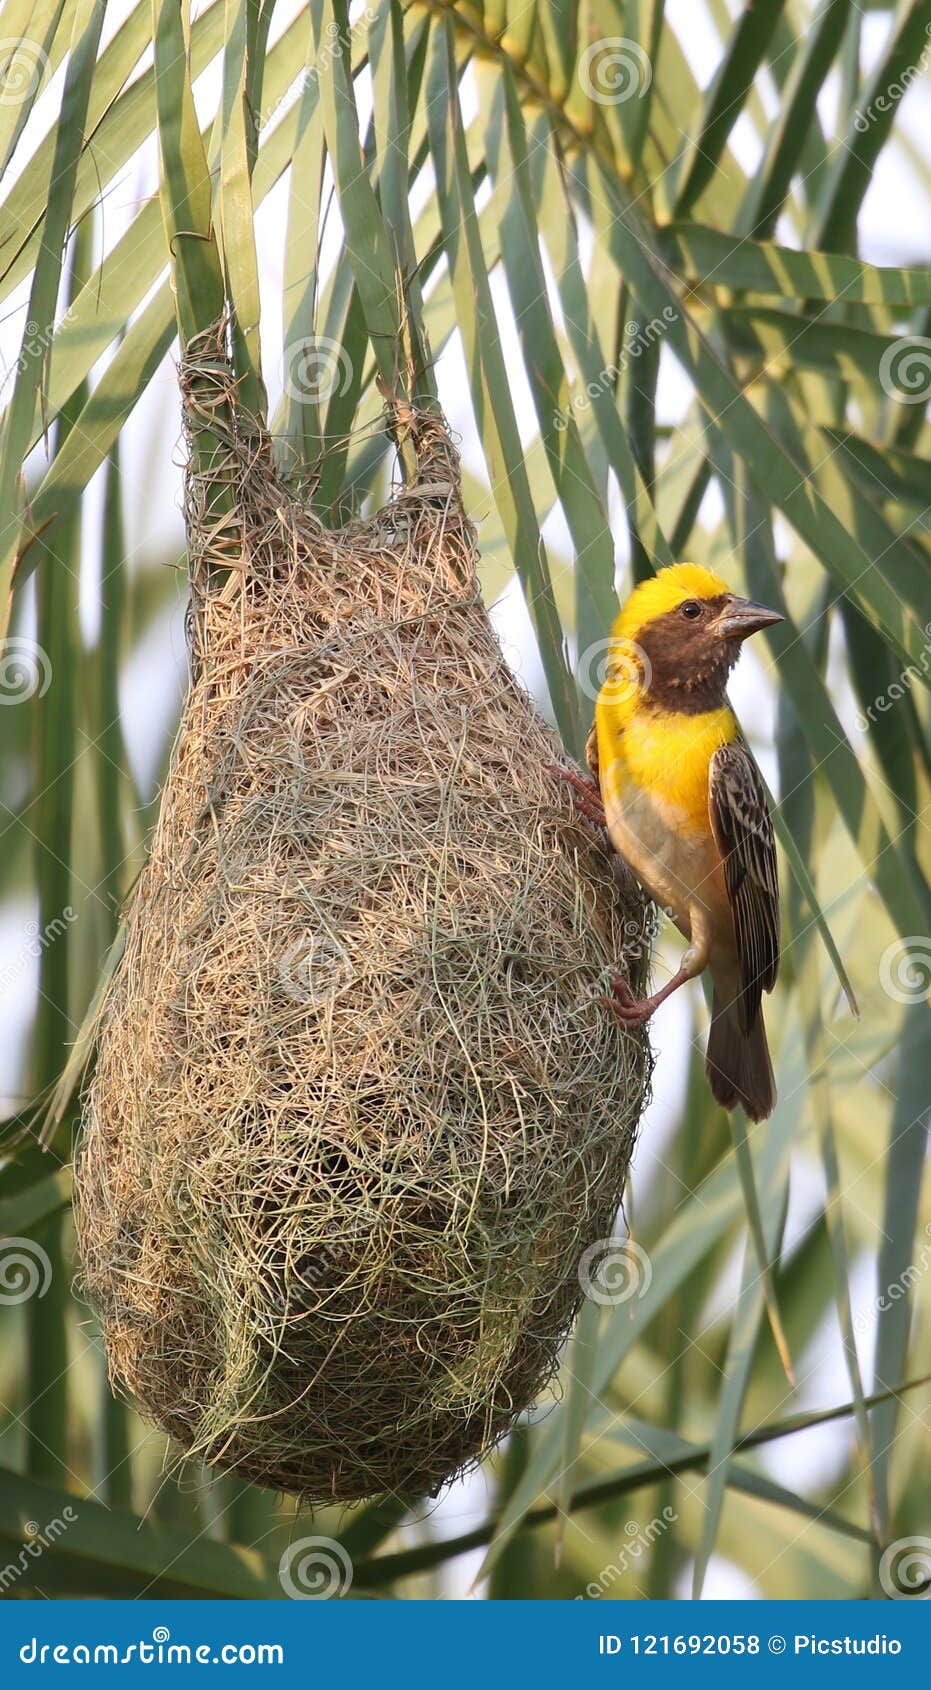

left=709, top=741, right=779, bottom=1032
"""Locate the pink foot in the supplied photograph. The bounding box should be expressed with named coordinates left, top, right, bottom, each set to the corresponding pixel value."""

left=553, top=764, right=606, bottom=827
left=598, top=974, right=658, bottom=1028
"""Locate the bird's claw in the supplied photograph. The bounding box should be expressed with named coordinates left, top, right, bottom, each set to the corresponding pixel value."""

left=552, top=763, right=606, bottom=827
left=599, top=974, right=656, bottom=1028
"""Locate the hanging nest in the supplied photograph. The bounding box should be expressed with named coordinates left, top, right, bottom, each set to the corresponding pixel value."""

left=74, top=324, right=651, bottom=1505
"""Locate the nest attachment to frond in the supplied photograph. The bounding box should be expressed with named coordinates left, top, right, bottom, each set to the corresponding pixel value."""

left=75, top=324, right=650, bottom=1504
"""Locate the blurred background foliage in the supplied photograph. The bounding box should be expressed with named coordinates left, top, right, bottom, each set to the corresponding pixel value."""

left=0, top=0, right=930, bottom=1599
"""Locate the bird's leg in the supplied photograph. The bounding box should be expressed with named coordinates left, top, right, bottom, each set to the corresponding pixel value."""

left=600, top=943, right=707, bottom=1028
left=553, top=764, right=606, bottom=827
left=600, top=973, right=686, bottom=1026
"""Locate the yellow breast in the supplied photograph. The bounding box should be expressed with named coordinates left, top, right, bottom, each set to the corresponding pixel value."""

left=596, top=700, right=737, bottom=833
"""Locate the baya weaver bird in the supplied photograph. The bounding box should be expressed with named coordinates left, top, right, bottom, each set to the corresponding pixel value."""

left=566, top=563, right=783, bottom=1122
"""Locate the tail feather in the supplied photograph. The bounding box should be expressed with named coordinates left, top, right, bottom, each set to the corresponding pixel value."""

left=706, top=988, right=775, bottom=1122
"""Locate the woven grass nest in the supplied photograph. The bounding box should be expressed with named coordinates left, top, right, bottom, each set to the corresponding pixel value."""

left=75, top=324, right=651, bottom=1505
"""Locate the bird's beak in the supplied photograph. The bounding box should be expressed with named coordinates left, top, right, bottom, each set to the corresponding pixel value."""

left=714, top=596, right=784, bottom=641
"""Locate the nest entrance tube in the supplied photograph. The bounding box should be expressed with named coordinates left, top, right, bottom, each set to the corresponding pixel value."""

left=75, top=326, right=650, bottom=1504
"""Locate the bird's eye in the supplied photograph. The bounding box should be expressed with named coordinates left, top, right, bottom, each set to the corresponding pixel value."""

left=680, top=599, right=702, bottom=620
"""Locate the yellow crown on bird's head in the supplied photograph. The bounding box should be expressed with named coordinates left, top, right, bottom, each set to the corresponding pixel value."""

left=613, top=563, right=732, bottom=642
left=597, top=565, right=733, bottom=708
